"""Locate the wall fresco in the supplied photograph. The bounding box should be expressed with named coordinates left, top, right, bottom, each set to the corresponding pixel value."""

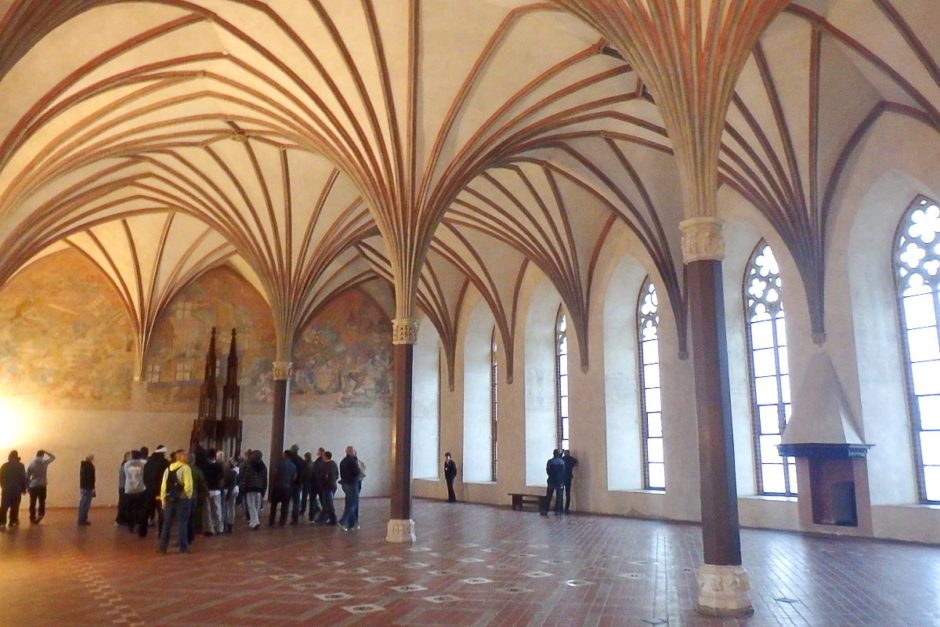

left=144, top=266, right=276, bottom=410
left=0, top=250, right=134, bottom=405
left=0, top=252, right=392, bottom=415
left=286, top=289, right=392, bottom=410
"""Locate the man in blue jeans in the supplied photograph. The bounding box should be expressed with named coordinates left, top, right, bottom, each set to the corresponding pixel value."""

left=158, top=450, right=194, bottom=554
left=338, top=446, right=362, bottom=531
left=78, top=454, right=96, bottom=525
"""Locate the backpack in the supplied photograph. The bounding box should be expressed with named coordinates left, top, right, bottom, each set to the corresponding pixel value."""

left=164, top=466, right=184, bottom=502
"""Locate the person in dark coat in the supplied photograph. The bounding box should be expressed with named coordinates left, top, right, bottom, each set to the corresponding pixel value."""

left=338, top=446, right=362, bottom=531
left=443, top=452, right=457, bottom=503
left=0, top=450, right=28, bottom=528
left=316, top=451, right=338, bottom=525
left=270, top=450, right=296, bottom=527
left=238, top=450, right=267, bottom=530
left=288, top=444, right=305, bottom=525
left=562, top=449, right=578, bottom=513
left=143, top=445, right=170, bottom=536
left=543, top=449, right=566, bottom=516
left=78, top=454, right=96, bottom=525
left=308, top=448, right=325, bottom=522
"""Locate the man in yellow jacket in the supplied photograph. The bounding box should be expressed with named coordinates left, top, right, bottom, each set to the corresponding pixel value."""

left=157, top=450, right=194, bottom=554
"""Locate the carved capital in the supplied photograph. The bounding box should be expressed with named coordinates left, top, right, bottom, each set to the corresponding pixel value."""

left=272, top=360, right=292, bottom=381
left=697, top=564, right=753, bottom=616
left=385, top=518, right=416, bottom=543
left=392, top=318, right=419, bottom=345
left=680, top=217, right=725, bottom=263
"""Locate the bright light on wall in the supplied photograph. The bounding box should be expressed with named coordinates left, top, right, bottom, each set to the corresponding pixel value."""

left=0, top=395, right=35, bottom=451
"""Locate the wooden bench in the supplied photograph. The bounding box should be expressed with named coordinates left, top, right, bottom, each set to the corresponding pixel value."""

left=509, top=492, right=548, bottom=512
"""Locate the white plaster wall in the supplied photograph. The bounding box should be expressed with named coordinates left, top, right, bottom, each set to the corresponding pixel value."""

left=285, top=402, right=390, bottom=498
left=461, top=299, right=496, bottom=483
left=411, top=318, right=441, bottom=480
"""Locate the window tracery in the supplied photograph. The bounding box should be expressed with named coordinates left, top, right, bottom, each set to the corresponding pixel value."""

left=744, top=242, right=796, bottom=496
left=895, top=196, right=940, bottom=503
left=638, top=279, right=665, bottom=490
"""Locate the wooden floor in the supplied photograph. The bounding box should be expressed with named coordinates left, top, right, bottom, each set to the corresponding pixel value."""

left=1, top=498, right=938, bottom=626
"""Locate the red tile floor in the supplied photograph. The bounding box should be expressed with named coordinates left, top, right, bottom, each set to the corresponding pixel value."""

left=1, top=498, right=938, bottom=626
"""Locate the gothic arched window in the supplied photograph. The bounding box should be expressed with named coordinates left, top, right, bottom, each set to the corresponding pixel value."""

left=638, top=278, right=665, bottom=490
left=744, top=241, right=796, bottom=495
left=490, top=327, right=499, bottom=481
left=555, top=307, right=569, bottom=451
left=895, top=196, right=940, bottom=503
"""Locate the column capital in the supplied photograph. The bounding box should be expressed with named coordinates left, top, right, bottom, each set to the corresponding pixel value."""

left=391, top=318, right=419, bottom=345
left=697, top=564, right=753, bottom=616
left=272, top=360, right=292, bottom=381
left=680, top=217, right=725, bottom=264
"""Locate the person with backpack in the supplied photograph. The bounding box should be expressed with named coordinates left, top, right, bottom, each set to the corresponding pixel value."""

left=158, top=450, right=194, bottom=554
left=123, top=450, right=147, bottom=535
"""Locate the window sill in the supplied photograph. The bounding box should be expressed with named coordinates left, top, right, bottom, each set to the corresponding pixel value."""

left=414, top=477, right=440, bottom=482
left=464, top=480, right=498, bottom=486
left=608, top=488, right=666, bottom=496
left=878, top=502, right=940, bottom=511
left=739, top=494, right=798, bottom=503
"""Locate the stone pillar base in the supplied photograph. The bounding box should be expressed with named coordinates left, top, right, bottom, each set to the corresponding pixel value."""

left=697, top=564, right=753, bottom=616
left=386, top=518, right=416, bottom=543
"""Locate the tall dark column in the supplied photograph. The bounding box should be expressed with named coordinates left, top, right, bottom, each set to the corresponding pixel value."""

left=386, top=318, right=417, bottom=543
left=681, top=218, right=752, bottom=616
left=270, top=361, right=291, bottom=495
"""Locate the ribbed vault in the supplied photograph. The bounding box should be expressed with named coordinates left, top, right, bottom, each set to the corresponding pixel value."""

left=0, top=0, right=936, bottom=376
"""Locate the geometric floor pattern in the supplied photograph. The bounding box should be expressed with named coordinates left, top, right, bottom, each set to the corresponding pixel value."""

left=2, top=498, right=939, bottom=626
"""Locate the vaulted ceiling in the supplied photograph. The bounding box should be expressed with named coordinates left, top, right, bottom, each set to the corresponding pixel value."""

left=0, top=0, right=936, bottom=381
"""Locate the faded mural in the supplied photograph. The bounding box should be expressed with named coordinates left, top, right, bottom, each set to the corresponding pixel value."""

left=144, top=266, right=276, bottom=410
left=253, top=289, right=393, bottom=410
left=0, top=250, right=135, bottom=406
left=0, top=252, right=392, bottom=414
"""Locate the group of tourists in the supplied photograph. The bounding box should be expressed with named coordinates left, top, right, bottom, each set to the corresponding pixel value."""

left=0, top=443, right=368, bottom=554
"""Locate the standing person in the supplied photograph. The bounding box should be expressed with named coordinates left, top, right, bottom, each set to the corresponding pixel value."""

left=78, top=454, right=96, bottom=526
left=203, top=450, right=224, bottom=536
left=338, top=446, right=362, bottom=531
left=115, top=451, right=130, bottom=526
left=543, top=449, right=565, bottom=516
left=188, top=449, right=209, bottom=544
left=317, top=451, right=338, bottom=525
left=123, top=450, right=147, bottom=534
left=142, top=445, right=169, bottom=537
left=300, top=452, right=314, bottom=520
left=158, top=450, right=194, bottom=554
left=238, top=450, right=267, bottom=530
left=222, top=458, right=238, bottom=533
left=443, top=452, right=457, bottom=503
left=562, top=449, right=578, bottom=514
left=0, top=450, right=28, bottom=528
left=26, top=449, right=56, bottom=524
left=288, top=444, right=304, bottom=525
left=308, top=448, right=325, bottom=523
left=269, top=450, right=296, bottom=527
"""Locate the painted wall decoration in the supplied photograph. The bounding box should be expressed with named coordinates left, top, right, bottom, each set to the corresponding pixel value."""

left=287, top=289, right=392, bottom=410
left=145, top=266, right=276, bottom=410
left=0, top=250, right=134, bottom=406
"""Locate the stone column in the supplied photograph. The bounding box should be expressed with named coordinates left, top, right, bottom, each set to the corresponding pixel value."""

left=680, top=217, right=752, bottom=616
left=270, top=360, right=292, bottom=494
left=386, top=317, right=417, bottom=543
